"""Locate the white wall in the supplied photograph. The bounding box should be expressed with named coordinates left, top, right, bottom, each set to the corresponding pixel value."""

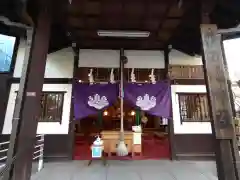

left=171, top=85, right=212, bottom=134
left=79, top=49, right=119, bottom=68
left=78, top=48, right=201, bottom=68
left=44, top=48, right=74, bottom=78
left=2, top=84, right=72, bottom=134
left=125, top=50, right=165, bottom=68
left=232, top=85, right=240, bottom=111
left=169, top=49, right=203, bottom=65
left=223, top=38, right=240, bottom=83
left=14, top=40, right=74, bottom=78
left=15, top=42, right=201, bottom=76
left=79, top=49, right=165, bottom=68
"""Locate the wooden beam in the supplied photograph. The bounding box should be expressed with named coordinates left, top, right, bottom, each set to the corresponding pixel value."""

left=76, top=39, right=164, bottom=50
left=200, top=24, right=240, bottom=180
left=217, top=27, right=240, bottom=35
left=201, top=0, right=216, bottom=24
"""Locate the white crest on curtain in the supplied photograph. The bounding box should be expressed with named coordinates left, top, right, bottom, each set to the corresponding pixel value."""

left=88, top=94, right=109, bottom=109
left=88, top=69, right=94, bottom=84
left=149, top=69, right=156, bottom=84
left=131, top=68, right=136, bottom=83
left=110, top=68, right=115, bottom=83
left=136, top=94, right=156, bottom=110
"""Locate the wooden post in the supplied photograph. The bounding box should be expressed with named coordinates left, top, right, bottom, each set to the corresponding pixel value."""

left=201, top=24, right=240, bottom=180
left=164, top=47, right=170, bottom=79
left=3, top=2, right=52, bottom=180
left=163, top=46, right=176, bottom=160
left=68, top=42, right=79, bottom=160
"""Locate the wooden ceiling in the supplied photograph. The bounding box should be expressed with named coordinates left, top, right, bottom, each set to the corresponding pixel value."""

left=1, top=0, right=240, bottom=55
left=58, top=0, right=240, bottom=54
left=67, top=0, right=193, bottom=50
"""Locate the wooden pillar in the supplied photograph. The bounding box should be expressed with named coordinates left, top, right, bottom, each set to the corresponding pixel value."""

left=164, top=46, right=170, bottom=79
left=3, top=3, right=52, bottom=180
left=163, top=46, right=176, bottom=160
left=68, top=42, right=79, bottom=160
left=201, top=24, right=240, bottom=180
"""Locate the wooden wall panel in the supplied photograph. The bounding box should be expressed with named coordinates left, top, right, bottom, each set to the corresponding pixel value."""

left=174, top=134, right=215, bottom=160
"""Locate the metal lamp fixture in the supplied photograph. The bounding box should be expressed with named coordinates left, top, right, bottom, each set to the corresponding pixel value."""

left=97, top=30, right=150, bottom=38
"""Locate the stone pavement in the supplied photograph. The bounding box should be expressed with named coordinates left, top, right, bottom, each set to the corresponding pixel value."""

left=31, top=160, right=218, bottom=180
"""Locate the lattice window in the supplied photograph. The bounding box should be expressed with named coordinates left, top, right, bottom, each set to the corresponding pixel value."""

left=169, top=65, right=204, bottom=79
left=39, top=92, right=64, bottom=122
left=178, top=93, right=210, bottom=122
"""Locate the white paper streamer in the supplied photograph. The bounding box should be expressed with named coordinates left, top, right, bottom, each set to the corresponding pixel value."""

left=88, top=69, right=94, bottom=84
left=162, top=118, right=168, bottom=125
left=130, top=68, right=136, bottom=83
left=149, top=69, right=156, bottom=84
left=110, top=68, right=115, bottom=83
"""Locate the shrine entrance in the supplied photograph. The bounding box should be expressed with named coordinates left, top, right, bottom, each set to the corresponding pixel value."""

left=73, top=79, right=172, bottom=160
left=74, top=100, right=171, bottom=160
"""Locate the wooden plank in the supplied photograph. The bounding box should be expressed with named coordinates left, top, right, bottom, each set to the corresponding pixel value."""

left=201, top=24, right=239, bottom=180
left=201, top=24, right=235, bottom=139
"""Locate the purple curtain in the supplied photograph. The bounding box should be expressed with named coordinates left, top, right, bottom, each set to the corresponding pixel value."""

left=123, top=81, right=172, bottom=118
left=73, top=83, right=118, bottom=119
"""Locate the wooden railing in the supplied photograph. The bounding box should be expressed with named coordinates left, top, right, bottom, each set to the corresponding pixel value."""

left=169, top=65, right=204, bottom=79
